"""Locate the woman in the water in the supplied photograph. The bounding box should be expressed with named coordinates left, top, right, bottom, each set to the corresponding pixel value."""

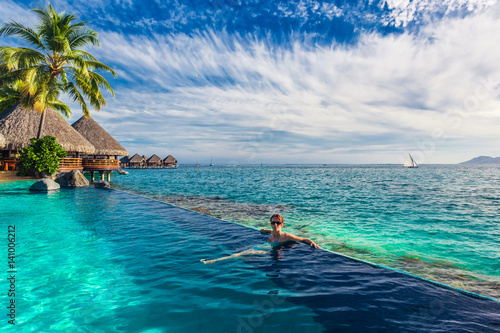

left=201, top=214, right=320, bottom=264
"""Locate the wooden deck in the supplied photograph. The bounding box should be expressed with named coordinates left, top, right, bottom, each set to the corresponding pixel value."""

left=59, top=158, right=84, bottom=173
left=83, top=159, right=121, bottom=171
left=0, top=157, right=122, bottom=175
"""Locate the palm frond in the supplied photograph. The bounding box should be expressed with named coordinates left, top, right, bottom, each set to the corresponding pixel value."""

left=0, top=47, right=46, bottom=70
left=71, top=50, right=97, bottom=61
left=88, top=71, right=114, bottom=96
left=68, top=30, right=100, bottom=48
left=0, top=22, right=45, bottom=49
left=23, top=65, right=50, bottom=95
left=66, top=81, right=89, bottom=116
left=48, top=99, right=71, bottom=118
left=84, top=60, right=117, bottom=77
left=0, top=96, right=19, bottom=113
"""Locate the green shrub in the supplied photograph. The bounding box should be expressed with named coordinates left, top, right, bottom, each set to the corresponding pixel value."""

left=17, top=136, right=67, bottom=176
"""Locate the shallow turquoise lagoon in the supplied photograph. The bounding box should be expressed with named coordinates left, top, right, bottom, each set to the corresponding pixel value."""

left=1, top=181, right=499, bottom=332
left=113, top=164, right=500, bottom=297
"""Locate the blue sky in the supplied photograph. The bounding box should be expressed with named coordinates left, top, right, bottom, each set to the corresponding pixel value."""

left=2, top=0, right=500, bottom=164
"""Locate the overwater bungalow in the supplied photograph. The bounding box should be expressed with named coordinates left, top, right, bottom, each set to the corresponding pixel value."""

left=0, top=104, right=95, bottom=172
left=163, top=155, right=178, bottom=168
left=147, top=154, right=163, bottom=168
left=71, top=116, right=128, bottom=182
left=120, top=155, right=131, bottom=167
left=126, top=153, right=146, bottom=168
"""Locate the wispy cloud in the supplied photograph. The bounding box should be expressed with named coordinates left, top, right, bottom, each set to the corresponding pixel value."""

left=381, top=0, right=497, bottom=27
left=79, top=4, right=500, bottom=163
left=2, top=0, right=500, bottom=163
left=0, top=1, right=35, bottom=26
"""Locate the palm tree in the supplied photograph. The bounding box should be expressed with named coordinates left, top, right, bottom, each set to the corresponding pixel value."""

left=0, top=3, right=116, bottom=138
left=0, top=65, right=71, bottom=116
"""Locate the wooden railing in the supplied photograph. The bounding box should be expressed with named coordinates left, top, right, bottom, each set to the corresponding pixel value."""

left=83, top=159, right=120, bottom=170
left=1, top=158, right=18, bottom=171
left=58, top=158, right=83, bottom=172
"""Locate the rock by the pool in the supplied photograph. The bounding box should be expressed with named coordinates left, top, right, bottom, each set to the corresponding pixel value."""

left=29, top=179, right=60, bottom=191
left=55, top=170, right=89, bottom=187
left=191, top=206, right=212, bottom=216
left=94, top=180, right=110, bottom=188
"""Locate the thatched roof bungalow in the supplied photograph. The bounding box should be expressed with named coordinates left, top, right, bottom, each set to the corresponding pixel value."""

left=0, top=104, right=95, bottom=156
left=119, top=155, right=130, bottom=168
left=163, top=155, right=177, bottom=167
left=0, top=134, right=5, bottom=149
left=147, top=154, right=163, bottom=167
left=71, top=116, right=128, bottom=158
left=127, top=153, right=145, bottom=168
left=120, top=155, right=130, bottom=163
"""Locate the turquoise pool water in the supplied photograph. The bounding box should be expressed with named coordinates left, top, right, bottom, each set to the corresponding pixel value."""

left=1, top=180, right=499, bottom=332
left=113, top=164, right=500, bottom=298
left=1, top=182, right=321, bottom=332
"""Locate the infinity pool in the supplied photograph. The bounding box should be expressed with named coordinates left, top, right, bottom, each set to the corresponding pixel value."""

left=1, top=181, right=499, bottom=332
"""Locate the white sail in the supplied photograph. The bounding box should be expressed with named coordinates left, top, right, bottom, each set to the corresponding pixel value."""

left=403, top=154, right=418, bottom=168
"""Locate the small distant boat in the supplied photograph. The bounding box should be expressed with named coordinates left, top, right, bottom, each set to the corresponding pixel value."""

left=403, top=154, right=418, bottom=168
left=210, top=156, right=213, bottom=167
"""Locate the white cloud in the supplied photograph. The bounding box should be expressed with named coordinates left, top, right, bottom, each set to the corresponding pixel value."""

left=381, top=0, right=497, bottom=27
left=85, top=5, right=500, bottom=163
left=0, top=0, right=36, bottom=26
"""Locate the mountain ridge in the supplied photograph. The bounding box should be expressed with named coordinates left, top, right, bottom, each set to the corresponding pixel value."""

left=460, top=156, right=500, bottom=164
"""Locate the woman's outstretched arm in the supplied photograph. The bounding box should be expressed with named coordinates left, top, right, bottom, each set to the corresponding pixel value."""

left=201, top=248, right=266, bottom=264
left=284, top=233, right=321, bottom=248
left=260, top=229, right=272, bottom=234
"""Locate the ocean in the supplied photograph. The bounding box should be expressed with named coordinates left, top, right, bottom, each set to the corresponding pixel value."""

left=113, top=164, right=500, bottom=299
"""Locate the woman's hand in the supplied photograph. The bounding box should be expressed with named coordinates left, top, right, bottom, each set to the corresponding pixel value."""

left=200, top=259, right=216, bottom=264
left=300, top=237, right=321, bottom=249
left=309, top=241, right=321, bottom=249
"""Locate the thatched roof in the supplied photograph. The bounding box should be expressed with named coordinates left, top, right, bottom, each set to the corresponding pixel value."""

left=128, top=153, right=144, bottom=163
left=120, top=155, right=130, bottom=163
left=142, top=155, right=148, bottom=161
left=147, top=154, right=162, bottom=163
left=0, top=133, right=5, bottom=148
left=72, top=116, right=128, bottom=156
left=0, top=104, right=95, bottom=154
left=164, top=155, right=177, bottom=163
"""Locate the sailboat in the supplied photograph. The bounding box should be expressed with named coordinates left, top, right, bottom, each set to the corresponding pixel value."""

left=403, top=154, right=418, bottom=168
left=210, top=156, right=213, bottom=167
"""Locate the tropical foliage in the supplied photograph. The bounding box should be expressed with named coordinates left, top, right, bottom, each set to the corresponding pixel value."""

left=17, top=135, right=67, bottom=176
left=0, top=3, right=116, bottom=136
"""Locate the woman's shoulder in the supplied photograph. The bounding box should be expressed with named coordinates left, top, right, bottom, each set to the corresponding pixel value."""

left=281, top=232, right=301, bottom=241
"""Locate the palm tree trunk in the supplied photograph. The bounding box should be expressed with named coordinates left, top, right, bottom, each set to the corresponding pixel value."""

left=36, top=110, right=46, bottom=139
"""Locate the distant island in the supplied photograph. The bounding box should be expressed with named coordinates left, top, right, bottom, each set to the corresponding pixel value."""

left=460, top=156, right=500, bottom=164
